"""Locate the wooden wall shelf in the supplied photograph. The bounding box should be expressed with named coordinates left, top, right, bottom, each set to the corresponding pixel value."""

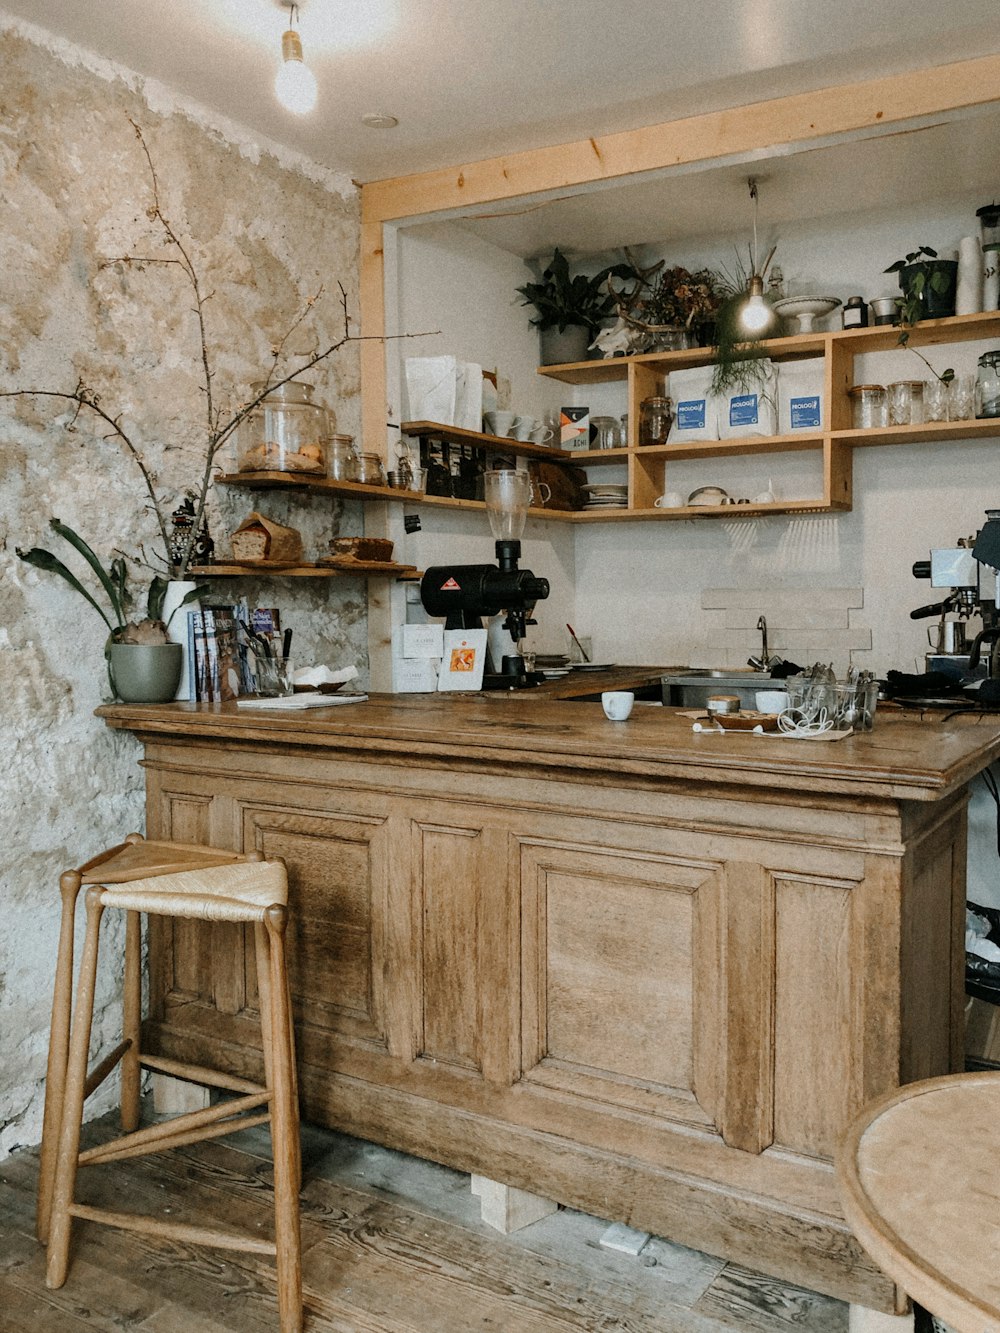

left=189, top=562, right=418, bottom=579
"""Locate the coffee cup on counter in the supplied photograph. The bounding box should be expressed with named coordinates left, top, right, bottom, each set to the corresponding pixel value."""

left=602, top=690, right=634, bottom=721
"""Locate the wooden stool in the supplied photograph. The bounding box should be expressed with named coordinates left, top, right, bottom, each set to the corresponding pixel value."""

left=838, top=1071, right=1000, bottom=1333
left=37, top=835, right=302, bottom=1333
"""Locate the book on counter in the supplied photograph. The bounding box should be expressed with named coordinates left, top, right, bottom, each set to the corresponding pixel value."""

left=187, top=603, right=281, bottom=702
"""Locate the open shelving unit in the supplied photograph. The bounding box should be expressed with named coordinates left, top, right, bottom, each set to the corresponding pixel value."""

left=216, top=312, right=999, bottom=529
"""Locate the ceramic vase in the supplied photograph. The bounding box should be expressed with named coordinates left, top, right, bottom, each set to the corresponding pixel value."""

left=109, top=642, right=183, bottom=703
left=161, top=579, right=200, bottom=700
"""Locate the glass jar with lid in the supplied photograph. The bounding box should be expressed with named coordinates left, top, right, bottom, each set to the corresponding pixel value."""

left=356, top=452, right=386, bottom=486
left=638, top=395, right=674, bottom=447
left=847, top=383, right=887, bottom=430
left=328, top=434, right=358, bottom=481
left=236, top=380, right=331, bottom=475
left=976, top=350, right=1000, bottom=418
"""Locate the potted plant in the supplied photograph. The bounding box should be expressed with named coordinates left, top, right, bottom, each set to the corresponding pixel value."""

left=517, top=248, right=632, bottom=365
left=17, top=519, right=204, bottom=701
left=885, top=246, right=958, bottom=326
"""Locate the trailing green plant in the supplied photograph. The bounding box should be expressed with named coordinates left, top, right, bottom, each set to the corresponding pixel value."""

left=517, top=248, right=632, bottom=333
left=709, top=253, right=774, bottom=395
left=16, top=518, right=204, bottom=650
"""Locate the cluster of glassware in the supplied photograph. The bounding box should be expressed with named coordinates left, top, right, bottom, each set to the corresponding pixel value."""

left=847, top=376, right=977, bottom=429
left=779, top=666, right=878, bottom=734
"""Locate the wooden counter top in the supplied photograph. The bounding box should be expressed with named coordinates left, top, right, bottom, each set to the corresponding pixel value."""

left=97, top=688, right=1000, bottom=803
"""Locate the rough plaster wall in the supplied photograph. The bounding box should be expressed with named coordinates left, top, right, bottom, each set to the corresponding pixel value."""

left=0, top=28, right=363, bottom=1156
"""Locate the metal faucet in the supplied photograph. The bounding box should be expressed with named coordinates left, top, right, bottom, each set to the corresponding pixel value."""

left=747, top=615, right=777, bottom=672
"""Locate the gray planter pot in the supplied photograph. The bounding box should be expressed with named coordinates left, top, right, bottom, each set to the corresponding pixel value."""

left=110, top=642, right=183, bottom=703
left=539, top=323, right=591, bottom=366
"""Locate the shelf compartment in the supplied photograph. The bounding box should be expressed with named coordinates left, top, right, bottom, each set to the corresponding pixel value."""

left=835, top=309, right=1000, bottom=353
left=831, top=418, right=1000, bottom=448
left=401, top=420, right=571, bottom=463
left=536, top=330, right=830, bottom=385
left=629, top=432, right=826, bottom=462
left=217, top=472, right=417, bottom=502
left=412, top=493, right=576, bottom=522
left=189, top=562, right=419, bottom=578
left=571, top=498, right=848, bottom=522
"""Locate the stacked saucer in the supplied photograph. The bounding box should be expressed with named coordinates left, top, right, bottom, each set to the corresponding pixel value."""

left=534, top=652, right=571, bottom=679
left=582, top=483, right=628, bottom=511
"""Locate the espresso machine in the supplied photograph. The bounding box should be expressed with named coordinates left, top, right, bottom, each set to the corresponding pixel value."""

left=911, top=509, right=1000, bottom=678
left=420, top=470, right=550, bottom=689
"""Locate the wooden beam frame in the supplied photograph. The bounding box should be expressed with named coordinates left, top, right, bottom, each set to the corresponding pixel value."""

left=358, top=51, right=1000, bottom=449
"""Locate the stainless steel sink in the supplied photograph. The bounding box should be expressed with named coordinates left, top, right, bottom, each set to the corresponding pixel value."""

left=661, top=670, right=786, bottom=708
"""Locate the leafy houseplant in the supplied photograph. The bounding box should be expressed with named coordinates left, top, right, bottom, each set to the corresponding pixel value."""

left=17, top=518, right=205, bottom=699
left=517, top=248, right=632, bottom=364
left=885, top=246, right=959, bottom=331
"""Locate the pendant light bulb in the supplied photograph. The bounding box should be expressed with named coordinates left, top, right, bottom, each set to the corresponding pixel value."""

left=275, top=14, right=317, bottom=115
left=740, top=274, right=773, bottom=333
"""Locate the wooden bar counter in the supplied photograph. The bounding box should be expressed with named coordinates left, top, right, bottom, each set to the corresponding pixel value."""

left=97, top=691, right=1000, bottom=1313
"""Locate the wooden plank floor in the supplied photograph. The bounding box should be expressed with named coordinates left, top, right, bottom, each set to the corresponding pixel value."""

left=0, top=1109, right=849, bottom=1332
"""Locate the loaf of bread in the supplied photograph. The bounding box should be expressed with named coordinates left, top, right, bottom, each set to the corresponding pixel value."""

left=328, top=537, right=394, bottom=562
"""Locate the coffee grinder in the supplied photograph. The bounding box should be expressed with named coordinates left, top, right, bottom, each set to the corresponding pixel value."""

left=420, top=469, right=550, bottom=688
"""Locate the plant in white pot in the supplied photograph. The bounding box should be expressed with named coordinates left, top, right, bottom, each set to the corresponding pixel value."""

left=17, top=519, right=203, bottom=702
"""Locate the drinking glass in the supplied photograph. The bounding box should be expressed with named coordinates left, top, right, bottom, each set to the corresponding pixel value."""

left=947, top=374, right=976, bottom=422
left=923, top=379, right=949, bottom=423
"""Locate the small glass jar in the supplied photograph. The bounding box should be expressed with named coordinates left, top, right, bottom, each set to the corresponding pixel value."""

left=590, top=415, right=621, bottom=449
left=887, top=380, right=924, bottom=426
left=638, top=395, right=674, bottom=447
left=848, top=384, right=887, bottom=430
left=842, top=296, right=868, bottom=329
left=355, top=452, right=386, bottom=486
left=976, top=350, right=1000, bottom=418
left=236, top=380, right=331, bottom=475
left=328, top=434, right=358, bottom=481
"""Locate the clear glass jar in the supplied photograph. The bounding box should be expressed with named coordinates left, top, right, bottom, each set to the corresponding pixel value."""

left=976, top=350, right=1000, bottom=418
left=236, top=380, right=331, bottom=475
left=355, top=452, right=386, bottom=486
left=923, top=379, right=949, bottom=422
left=847, top=384, right=887, bottom=430
left=887, top=380, right=924, bottom=426
left=328, top=434, right=358, bottom=481
left=638, top=395, right=674, bottom=447
left=590, top=415, right=621, bottom=449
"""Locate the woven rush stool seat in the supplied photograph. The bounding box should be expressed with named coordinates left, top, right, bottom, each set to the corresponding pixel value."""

left=38, top=835, right=302, bottom=1333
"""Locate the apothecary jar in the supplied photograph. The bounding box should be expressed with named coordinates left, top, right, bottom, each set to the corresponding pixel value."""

left=638, top=395, right=674, bottom=447
left=236, top=380, right=332, bottom=475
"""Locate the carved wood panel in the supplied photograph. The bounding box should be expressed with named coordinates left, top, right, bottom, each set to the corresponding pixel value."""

left=241, top=805, right=391, bottom=1050
left=519, top=840, right=721, bottom=1129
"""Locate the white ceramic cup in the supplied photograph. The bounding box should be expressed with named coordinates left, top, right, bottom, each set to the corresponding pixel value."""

left=654, top=491, right=684, bottom=508
left=529, top=424, right=555, bottom=444
left=602, top=690, right=634, bottom=721
left=512, top=415, right=536, bottom=440
left=484, top=410, right=516, bottom=437
left=755, top=689, right=788, bottom=714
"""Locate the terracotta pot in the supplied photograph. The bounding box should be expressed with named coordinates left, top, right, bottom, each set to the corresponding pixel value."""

left=109, top=642, right=183, bottom=703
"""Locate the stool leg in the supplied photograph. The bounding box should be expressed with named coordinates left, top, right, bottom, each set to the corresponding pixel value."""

left=37, top=870, right=83, bottom=1244
left=265, top=905, right=302, bottom=1333
left=46, top=887, right=105, bottom=1290
left=120, top=910, right=142, bottom=1133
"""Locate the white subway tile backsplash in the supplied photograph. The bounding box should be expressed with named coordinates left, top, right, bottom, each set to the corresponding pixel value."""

left=701, top=588, right=870, bottom=673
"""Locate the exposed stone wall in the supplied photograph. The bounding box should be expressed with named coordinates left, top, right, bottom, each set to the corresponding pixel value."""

left=0, top=24, right=363, bottom=1156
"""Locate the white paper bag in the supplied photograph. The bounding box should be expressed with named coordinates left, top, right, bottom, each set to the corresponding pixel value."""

left=405, top=355, right=457, bottom=424
left=717, top=360, right=777, bottom=439
left=454, top=362, right=483, bottom=431
left=666, top=366, right=720, bottom=442
left=776, top=357, right=824, bottom=433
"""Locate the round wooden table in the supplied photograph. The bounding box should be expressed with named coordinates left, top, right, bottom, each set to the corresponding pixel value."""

left=838, top=1072, right=1000, bottom=1333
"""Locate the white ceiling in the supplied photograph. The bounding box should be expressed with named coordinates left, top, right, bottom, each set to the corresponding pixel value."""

left=4, top=0, right=1000, bottom=187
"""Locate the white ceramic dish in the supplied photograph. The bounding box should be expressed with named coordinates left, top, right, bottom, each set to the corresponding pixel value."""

left=771, top=295, right=842, bottom=333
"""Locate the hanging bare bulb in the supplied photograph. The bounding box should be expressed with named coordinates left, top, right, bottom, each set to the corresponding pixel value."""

left=275, top=10, right=317, bottom=115
left=737, top=178, right=776, bottom=335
